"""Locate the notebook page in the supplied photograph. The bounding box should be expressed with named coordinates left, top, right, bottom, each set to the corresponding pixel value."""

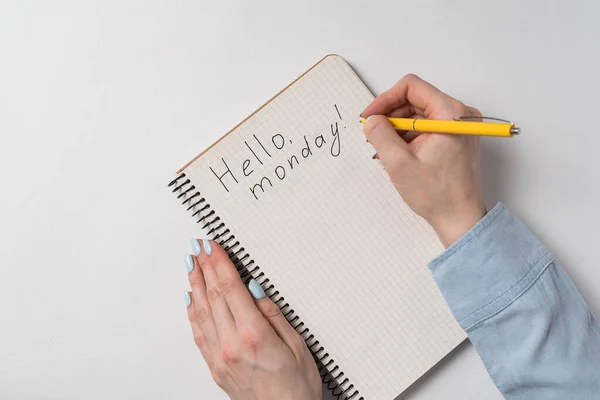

left=182, top=55, right=466, bottom=399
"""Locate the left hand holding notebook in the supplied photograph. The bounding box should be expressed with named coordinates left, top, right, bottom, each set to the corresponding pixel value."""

left=185, top=240, right=322, bottom=400
left=362, top=74, right=487, bottom=247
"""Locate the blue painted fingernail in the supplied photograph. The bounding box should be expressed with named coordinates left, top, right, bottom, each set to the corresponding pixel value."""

left=184, top=291, right=192, bottom=307
left=248, top=279, right=265, bottom=299
left=202, top=239, right=212, bottom=256
left=191, top=239, right=201, bottom=256
left=185, top=254, right=194, bottom=273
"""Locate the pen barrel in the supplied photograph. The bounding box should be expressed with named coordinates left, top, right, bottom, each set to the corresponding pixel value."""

left=389, top=119, right=514, bottom=137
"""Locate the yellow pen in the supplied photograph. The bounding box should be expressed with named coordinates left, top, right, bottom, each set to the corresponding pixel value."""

left=360, top=116, right=520, bottom=137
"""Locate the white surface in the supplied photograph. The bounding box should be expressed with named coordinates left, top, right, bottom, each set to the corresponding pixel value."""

left=1, top=1, right=599, bottom=399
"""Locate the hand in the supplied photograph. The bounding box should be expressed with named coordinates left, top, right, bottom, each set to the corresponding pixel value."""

left=361, top=74, right=486, bottom=247
left=184, top=239, right=322, bottom=400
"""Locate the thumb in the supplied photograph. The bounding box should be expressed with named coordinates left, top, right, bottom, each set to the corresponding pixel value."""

left=363, top=115, right=413, bottom=165
left=249, top=279, right=303, bottom=353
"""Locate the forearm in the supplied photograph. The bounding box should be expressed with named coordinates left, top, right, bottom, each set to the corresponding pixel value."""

left=429, top=203, right=600, bottom=399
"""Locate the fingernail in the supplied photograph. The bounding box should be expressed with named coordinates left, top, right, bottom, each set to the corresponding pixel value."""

left=365, top=115, right=374, bottom=122
left=184, top=291, right=192, bottom=307
left=202, top=239, right=212, bottom=255
left=191, top=239, right=201, bottom=256
left=248, top=279, right=265, bottom=299
left=185, top=254, right=194, bottom=273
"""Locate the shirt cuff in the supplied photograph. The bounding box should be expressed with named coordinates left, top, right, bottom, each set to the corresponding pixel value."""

left=428, top=203, right=554, bottom=331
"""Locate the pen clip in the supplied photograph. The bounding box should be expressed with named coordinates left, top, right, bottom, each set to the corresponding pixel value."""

left=454, top=116, right=513, bottom=124
left=454, top=115, right=520, bottom=135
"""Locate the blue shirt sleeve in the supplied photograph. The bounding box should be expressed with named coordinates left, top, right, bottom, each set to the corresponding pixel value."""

left=428, top=203, right=600, bottom=399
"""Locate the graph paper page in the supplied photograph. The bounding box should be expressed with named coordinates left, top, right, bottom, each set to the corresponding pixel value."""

left=181, top=55, right=466, bottom=399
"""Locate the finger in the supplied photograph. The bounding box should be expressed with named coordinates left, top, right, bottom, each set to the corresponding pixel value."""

left=208, top=241, right=263, bottom=324
left=382, top=105, right=412, bottom=142
left=363, top=115, right=414, bottom=166
left=186, top=253, right=219, bottom=345
left=401, top=114, right=426, bottom=143
left=466, top=106, right=482, bottom=118
left=378, top=105, right=427, bottom=145
left=385, top=105, right=413, bottom=138
left=387, top=103, right=413, bottom=118
left=184, top=290, right=212, bottom=360
left=194, top=239, right=236, bottom=338
left=362, top=74, right=460, bottom=119
left=248, top=279, right=305, bottom=356
left=387, top=104, right=426, bottom=118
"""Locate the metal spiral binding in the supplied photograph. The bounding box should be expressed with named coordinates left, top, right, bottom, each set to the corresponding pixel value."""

left=169, top=172, right=363, bottom=400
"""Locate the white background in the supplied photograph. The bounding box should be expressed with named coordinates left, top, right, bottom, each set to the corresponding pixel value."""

left=1, top=1, right=599, bottom=399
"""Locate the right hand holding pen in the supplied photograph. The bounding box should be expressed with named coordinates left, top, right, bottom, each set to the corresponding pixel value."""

left=361, top=74, right=486, bottom=247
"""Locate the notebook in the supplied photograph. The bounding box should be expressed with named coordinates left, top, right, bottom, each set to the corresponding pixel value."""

left=169, top=55, right=466, bottom=400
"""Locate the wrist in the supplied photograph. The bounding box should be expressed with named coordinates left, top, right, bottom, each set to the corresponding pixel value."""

left=427, top=204, right=487, bottom=247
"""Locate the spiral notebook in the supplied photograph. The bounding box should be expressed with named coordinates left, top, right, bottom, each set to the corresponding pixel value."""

left=169, top=55, right=466, bottom=400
